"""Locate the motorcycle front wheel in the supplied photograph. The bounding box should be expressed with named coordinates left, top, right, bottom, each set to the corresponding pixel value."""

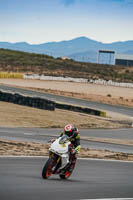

left=42, top=158, right=55, bottom=179
left=59, top=170, right=72, bottom=179
left=59, top=160, right=76, bottom=179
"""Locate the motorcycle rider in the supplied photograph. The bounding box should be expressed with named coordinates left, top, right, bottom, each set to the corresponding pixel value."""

left=60, top=124, right=81, bottom=172
left=60, top=124, right=81, bottom=153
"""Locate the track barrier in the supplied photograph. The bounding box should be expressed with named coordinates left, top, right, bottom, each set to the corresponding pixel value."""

left=0, top=90, right=106, bottom=117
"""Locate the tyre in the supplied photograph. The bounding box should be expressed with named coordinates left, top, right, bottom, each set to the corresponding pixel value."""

left=59, top=170, right=72, bottom=179
left=59, top=160, right=76, bottom=179
left=42, top=158, right=55, bottom=179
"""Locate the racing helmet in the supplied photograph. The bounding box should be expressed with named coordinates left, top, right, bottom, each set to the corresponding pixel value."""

left=64, top=124, right=74, bottom=136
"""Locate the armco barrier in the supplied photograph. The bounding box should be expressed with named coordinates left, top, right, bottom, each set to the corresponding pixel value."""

left=0, top=90, right=106, bottom=117
left=56, top=102, right=106, bottom=117
left=0, top=90, right=55, bottom=111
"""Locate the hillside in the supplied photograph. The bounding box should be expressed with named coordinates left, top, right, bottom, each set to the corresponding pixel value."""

left=0, top=48, right=133, bottom=82
left=0, top=37, right=133, bottom=62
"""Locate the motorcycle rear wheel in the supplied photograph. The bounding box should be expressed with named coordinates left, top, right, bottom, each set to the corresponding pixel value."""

left=42, top=158, right=55, bottom=179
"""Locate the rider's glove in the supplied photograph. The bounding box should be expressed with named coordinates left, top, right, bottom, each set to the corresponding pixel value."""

left=48, top=139, right=55, bottom=143
left=51, top=139, right=55, bottom=143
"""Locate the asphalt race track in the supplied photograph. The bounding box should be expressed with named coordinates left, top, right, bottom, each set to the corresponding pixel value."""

left=0, top=157, right=133, bottom=200
left=0, top=128, right=133, bottom=153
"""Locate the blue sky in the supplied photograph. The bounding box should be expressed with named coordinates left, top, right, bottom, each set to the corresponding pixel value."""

left=0, top=0, right=133, bottom=44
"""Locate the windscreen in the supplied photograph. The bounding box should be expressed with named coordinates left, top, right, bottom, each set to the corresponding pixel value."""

left=59, top=135, right=69, bottom=144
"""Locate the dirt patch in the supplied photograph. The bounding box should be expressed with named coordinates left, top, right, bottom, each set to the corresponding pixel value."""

left=0, top=101, right=128, bottom=128
left=79, top=148, right=133, bottom=161
left=0, top=139, right=133, bottom=161
left=82, top=136, right=133, bottom=146
left=0, top=140, right=49, bottom=156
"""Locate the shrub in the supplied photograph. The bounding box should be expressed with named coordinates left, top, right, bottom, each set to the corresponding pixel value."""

left=107, top=94, right=112, bottom=97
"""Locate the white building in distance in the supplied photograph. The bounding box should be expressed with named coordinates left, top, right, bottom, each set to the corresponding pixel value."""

left=98, top=49, right=133, bottom=66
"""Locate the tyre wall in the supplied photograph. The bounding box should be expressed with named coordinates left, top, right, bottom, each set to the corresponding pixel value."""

left=56, top=102, right=106, bottom=117
left=0, top=90, right=106, bottom=117
left=0, top=90, right=55, bottom=111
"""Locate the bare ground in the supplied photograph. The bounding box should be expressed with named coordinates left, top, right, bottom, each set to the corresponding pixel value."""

left=0, top=101, right=127, bottom=128
left=0, top=139, right=133, bottom=161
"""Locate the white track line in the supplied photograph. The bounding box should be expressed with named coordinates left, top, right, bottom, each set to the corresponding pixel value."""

left=23, top=133, right=34, bottom=135
left=81, top=198, right=133, bottom=200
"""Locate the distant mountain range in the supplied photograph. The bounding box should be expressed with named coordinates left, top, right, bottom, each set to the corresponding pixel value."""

left=0, top=36, right=133, bottom=63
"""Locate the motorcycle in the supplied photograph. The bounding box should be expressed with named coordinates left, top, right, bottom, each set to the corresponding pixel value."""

left=42, top=135, right=77, bottom=179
